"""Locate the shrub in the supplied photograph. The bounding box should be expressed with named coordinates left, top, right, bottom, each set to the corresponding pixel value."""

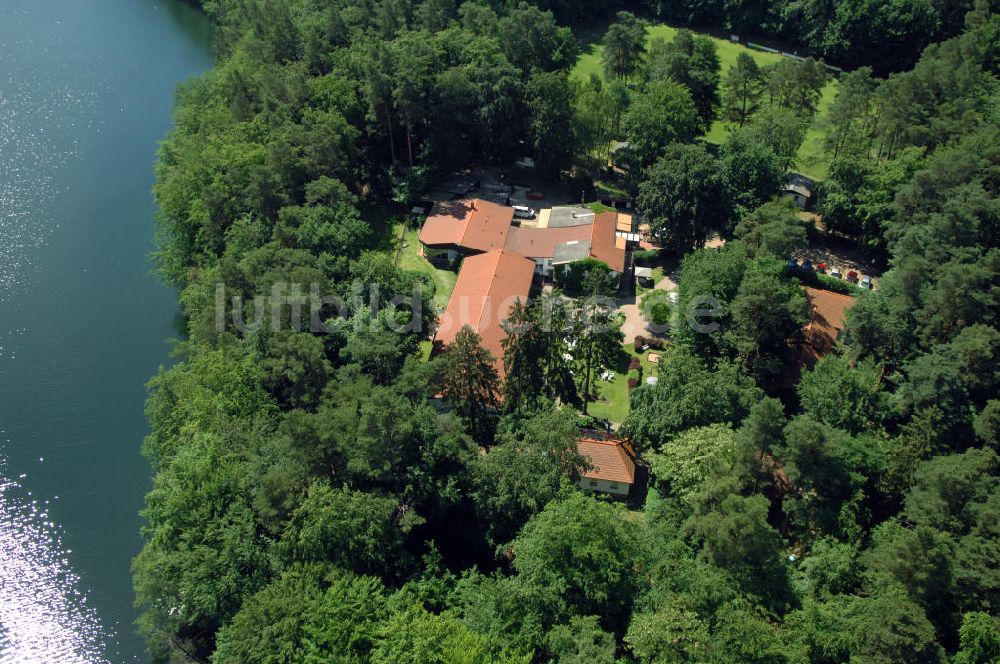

left=555, top=258, right=617, bottom=294
left=628, top=357, right=641, bottom=371
left=640, top=289, right=674, bottom=327
left=634, top=335, right=646, bottom=352
left=627, top=377, right=640, bottom=389
left=627, top=369, right=641, bottom=382
left=650, top=303, right=672, bottom=327
left=817, top=273, right=861, bottom=294
left=647, top=337, right=666, bottom=350
left=578, top=414, right=611, bottom=431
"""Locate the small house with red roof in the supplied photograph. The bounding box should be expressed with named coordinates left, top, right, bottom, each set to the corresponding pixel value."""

left=504, top=223, right=594, bottom=276
left=801, top=287, right=856, bottom=367
left=551, top=212, right=627, bottom=287
left=576, top=433, right=637, bottom=496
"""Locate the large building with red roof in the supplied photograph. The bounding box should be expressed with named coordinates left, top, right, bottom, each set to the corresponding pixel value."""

left=418, top=199, right=630, bottom=277
left=419, top=200, right=633, bottom=368
left=430, top=249, right=536, bottom=374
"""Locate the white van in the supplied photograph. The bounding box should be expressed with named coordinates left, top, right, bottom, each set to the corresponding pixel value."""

left=513, top=205, right=536, bottom=219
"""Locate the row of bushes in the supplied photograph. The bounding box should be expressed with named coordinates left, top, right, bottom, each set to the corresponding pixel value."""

left=790, top=268, right=863, bottom=295
left=578, top=413, right=612, bottom=432
left=633, top=248, right=661, bottom=266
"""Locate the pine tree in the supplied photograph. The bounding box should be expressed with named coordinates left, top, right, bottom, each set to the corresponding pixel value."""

left=721, top=52, right=764, bottom=126
left=501, top=298, right=545, bottom=415
left=442, top=325, right=500, bottom=443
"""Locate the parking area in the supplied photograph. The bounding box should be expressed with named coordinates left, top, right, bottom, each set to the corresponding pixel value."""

left=478, top=164, right=579, bottom=208
left=791, top=233, right=882, bottom=289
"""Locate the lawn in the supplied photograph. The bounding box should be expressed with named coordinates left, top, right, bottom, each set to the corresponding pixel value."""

left=572, top=21, right=839, bottom=180
left=584, top=200, right=618, bottom=213
left=583, top=342, right=664, bottom=424
left=394, top=224, right=457, bottom=309
left=573, top=23, right=784, bottom=83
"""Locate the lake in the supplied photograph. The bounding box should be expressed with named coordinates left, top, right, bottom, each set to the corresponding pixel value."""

left=0, top=1, right=212, bottom=660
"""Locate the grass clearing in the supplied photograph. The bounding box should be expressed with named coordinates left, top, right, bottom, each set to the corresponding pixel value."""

left=394, top=224, right=457, bottom=309
left=583, top=342, right=663, bottom=424
left=571, top=21, right=838, bottom=180
left=644, top=485, right=662, bottom=513
left=594, top=179, right=631, bottom=200
left=572, top=23, right=784, bottom=87
left=584, top=200, right=618, bottom=213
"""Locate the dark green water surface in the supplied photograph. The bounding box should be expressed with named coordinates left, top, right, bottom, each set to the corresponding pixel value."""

left=0, top=2, right=212, bottom=660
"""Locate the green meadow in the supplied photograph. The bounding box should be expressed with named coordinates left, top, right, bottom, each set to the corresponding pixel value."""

left=572, top=22, right=838, bottom=179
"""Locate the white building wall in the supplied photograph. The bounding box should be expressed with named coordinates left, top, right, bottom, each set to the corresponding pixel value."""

left=579, top=477, right=630, bottom=496
left=424, top=247, right=460, bottom=263
left=784, top=192, right=807, bottom=208
left=534, top=258, right=552, bottom=276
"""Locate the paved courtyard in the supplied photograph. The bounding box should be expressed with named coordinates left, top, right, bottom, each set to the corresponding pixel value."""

left=616, top=273, right=678, bottom=343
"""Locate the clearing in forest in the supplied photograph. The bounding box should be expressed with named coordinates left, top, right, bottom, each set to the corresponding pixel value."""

left=571, top=22, right=839, bottom=180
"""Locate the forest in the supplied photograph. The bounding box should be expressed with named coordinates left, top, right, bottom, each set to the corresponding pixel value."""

left=138, top=0, right=1000, bottom=662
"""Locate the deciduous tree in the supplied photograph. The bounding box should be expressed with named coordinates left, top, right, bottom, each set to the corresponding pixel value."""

left=622, top=81, right=699, bottom=170
left=637, top=143, right=731, bottom=252
left=645, top=30, right=721, bottom=131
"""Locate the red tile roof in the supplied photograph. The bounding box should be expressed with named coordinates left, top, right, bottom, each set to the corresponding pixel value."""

left=801, top=286, right=856, bottom=364
left=504, top=224, right=594, bottom=259
left=432, top=249, right=535, bottom=374
left=589, top=212, right=626, bottom=272
left=577, top=434, right=636, bottom=484
left=418, top=198, right=514, bottom=253
left=504, top=211, right=628, bottom=271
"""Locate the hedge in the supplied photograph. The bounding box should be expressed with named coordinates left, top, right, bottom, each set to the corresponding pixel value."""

left=790, top=268, right=862, bottom=295
left=634, top=335, right=667, bottom=351
left=633, top=248, right=660, bottom=266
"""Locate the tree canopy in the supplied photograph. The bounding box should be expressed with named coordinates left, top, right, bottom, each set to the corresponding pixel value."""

left=135, top=1, right=1000, bottom=662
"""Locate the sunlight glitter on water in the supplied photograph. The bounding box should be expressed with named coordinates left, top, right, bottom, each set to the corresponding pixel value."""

left=0, top=456, right=109, bottom=664
left=0, top=13, right=117, bottom=659
left=0, top=41, right=98, bottom=305
left=1, top=3, right=213, bottom=659
left=0, top=42, right=112, bottom=663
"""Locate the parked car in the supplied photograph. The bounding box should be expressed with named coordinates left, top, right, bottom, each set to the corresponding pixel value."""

left=860, top=275, right=873, bottom=290
left=816, top=262, right=827, bottom=273
left=801, top=260, right=813, bottom=272
left=846, top=270, right=859, bottom=283
left=787, top=258, right=799, bottom=270
left=829, top=267, right=842, bottom=279
left=513, top=205, right=535, bottom=219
